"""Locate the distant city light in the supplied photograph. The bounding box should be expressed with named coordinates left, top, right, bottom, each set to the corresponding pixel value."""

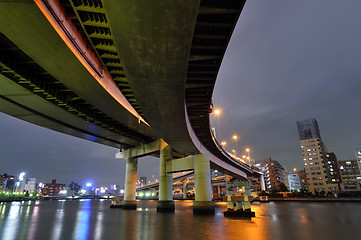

left=19, top=172, right=25, bottom=181
left=59, top=190, right=67, bottom=194
left=86, top=183, right=92, bottom=187
left=120, top=189, right=124, bottom=194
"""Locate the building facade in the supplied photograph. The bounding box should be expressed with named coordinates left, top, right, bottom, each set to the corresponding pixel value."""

left=338, top=160, right=361, bottom=183
left=25, top=178, right=37, bottom=193
left=297, top=118, right=340, bottom=193
left=298, top=169, right=308, bottom=189
left=355, top=149, right=361, bottom=173
left=287, top=172, right=302, bottom=191
left=42, top=179, right=65, bottom=196
left=263, top=158, right=285, bottom=191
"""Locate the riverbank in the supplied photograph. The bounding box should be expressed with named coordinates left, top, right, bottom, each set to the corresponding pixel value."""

left=267, top=197, right=361, bottom=202
left=0, top=195, right=110, bottom=202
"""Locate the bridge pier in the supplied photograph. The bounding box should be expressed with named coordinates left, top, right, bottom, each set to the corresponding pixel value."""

left=242, top=181, right=252, bottom=211
left=193, top=154, right=214, bottom=214
left=157, top=145, right=175, bottom=212
left=122, top=157, right=138, bottom=209
left=182, top=180, right=187, bottom=199
left=224, top=179, right=255, bottom=218
left=260, top=174, right=266, bottom=191
left=225, top=175, right=234, bottom=210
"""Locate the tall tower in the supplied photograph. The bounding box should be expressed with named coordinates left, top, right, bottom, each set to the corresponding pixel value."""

left=297, top=118, right=340, bottom=193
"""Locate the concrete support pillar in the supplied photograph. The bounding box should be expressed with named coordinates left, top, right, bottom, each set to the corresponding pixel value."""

left=182, top=181, right=188, bottom=199
left=242, top=181, right=252, bottom=211
left=260, top=174, right=266, bottom=191
left=236, top=201, right=243, bottom=211
left=122, top=157, right=138, bottom=209
left=224, top=179, right=255, bottom=218
left=225, top=175, right=233, bottom=210
left=193, top=154, right=214, bottom=214
left=157, top=145, right=175, bottom=212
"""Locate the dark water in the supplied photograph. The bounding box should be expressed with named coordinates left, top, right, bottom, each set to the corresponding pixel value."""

left=0, top=199, right=359, bottom=240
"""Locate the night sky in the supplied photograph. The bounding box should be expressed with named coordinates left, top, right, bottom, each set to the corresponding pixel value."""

left=1, top=0, right=361, bottom=186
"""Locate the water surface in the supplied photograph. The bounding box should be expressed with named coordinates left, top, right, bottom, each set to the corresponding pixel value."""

left=0, top=200, right=359, bottom=240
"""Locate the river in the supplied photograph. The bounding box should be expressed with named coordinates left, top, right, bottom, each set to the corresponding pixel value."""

left=0, top=199, right=359, bottom=240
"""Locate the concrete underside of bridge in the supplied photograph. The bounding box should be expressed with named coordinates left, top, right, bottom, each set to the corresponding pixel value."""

left=0, top=1, right=157, bottom=148
left=104, top=0, right=200, bottom=154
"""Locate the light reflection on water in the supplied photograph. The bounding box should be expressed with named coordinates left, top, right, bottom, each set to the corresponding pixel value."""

left=0, top=200, right=360, bottom=240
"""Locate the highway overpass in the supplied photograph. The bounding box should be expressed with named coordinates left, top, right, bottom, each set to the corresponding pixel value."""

left=0, top=0, right=263, bottom=213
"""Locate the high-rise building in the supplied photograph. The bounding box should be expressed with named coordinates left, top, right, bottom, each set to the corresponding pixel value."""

left=338, top=160, right=361, bottom=183
left=25, top=178, right=37, bottom=193
left=286, top=172, right=302, bottom=191
left=0, top=173, right=15, bottom=192
left=355, top=149, right=361, bottom=172
left=263, top=158, right=285, bottom=191
left=297, top=118, right=340, bottom=193
left=297, top=118, right=321, bottom=140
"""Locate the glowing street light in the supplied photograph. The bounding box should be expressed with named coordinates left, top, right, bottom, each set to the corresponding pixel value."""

left=231, top=135, right=238, bottom=157
left=221, top=141, right=227, bottom=147
left=245, top=148, right=251, bottom=165
left=213, top=108, right=222, bottom=141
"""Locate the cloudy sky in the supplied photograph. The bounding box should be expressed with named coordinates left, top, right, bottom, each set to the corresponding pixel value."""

left=1, top=0, right=361, bottom=186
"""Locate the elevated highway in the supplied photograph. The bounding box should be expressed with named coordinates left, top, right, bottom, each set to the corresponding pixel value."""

left=0, top=0, right=263, bottom=213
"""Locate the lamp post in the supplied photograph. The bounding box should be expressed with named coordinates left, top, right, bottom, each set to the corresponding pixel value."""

left=213, top=108, right=221, bottom=142
left=232, top=135, right=238, bottom=157
left=246, top=148, right=250, bottom=165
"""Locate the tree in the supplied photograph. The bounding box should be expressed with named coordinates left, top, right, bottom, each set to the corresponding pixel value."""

left=279, top=183, right=289, bottom=192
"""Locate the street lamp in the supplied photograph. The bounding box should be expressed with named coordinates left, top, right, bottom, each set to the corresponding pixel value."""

left=246, top=148, right=251, bottom=165
left=213, top=108, right=222, bottom=141
left=232, top=134, right=238, bottom=157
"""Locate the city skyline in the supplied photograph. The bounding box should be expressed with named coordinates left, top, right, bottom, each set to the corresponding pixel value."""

left=2, top=0, right=361, bottom=185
